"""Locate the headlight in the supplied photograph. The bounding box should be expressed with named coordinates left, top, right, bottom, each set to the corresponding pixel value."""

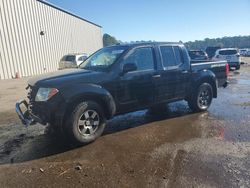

left=35, top=88, right=59, bottom=102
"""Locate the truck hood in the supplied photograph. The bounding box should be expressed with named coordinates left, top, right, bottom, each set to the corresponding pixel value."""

left=28, top=68, right=99, bottom=87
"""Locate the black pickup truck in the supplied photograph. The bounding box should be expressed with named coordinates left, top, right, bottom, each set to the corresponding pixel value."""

left=16, top=42, right=228, bottom=144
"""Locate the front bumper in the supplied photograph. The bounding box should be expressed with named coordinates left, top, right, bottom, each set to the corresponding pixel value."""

left=15, top=100, right=42, bottom=126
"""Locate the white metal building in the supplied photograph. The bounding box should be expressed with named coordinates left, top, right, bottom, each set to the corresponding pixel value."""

left=0, top=0, right=103, bottom=79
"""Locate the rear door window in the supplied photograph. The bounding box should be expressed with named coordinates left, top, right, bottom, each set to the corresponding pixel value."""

left=160, top=46, right=177, bottom=67
left=173, top=46, right=183, bottom=65
left=219, top=50, right=237, bottom=55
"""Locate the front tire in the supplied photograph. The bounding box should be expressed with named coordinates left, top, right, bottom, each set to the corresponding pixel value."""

left=188, top=83, right=213, bottom=112
left=65, top=101, right=106, bottom=145
left=236, top=65, right=240, bottom=70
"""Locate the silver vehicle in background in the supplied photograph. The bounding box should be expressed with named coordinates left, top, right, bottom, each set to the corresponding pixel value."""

left=59, top=53, right=88, bottom=70
left=239, top=49, right=249, bottom=56
left=245, top=49, right=250, bottom=57
left=212, top=48, right=241, bottom=70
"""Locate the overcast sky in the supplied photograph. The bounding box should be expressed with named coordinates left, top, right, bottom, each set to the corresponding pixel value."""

left=47, top=0, right=250, bottom=42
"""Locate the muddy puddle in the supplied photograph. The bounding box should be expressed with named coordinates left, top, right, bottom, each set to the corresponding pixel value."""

left=0, top=101, right=195, bottom=164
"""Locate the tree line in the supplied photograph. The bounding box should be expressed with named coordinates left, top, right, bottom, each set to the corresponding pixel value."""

left=185, top=35, right=250, bottom=50
left=103, top=33, right=250, bottom=50
left=103, top=34, right=120, bottom=47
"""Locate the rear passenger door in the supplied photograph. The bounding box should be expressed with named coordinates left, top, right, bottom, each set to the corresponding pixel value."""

left=155, top=45, right=189, bottom=102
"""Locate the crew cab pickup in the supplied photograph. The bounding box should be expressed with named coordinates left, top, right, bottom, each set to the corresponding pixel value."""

left=16, top=42, right=228, bottom=145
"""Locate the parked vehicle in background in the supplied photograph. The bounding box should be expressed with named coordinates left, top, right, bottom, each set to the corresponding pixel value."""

left=212, top=48, right=241, bottom=70
left=188, top=50, right=208, bottom=60
left=205, top=46, right=221, bottom=59
left=16, top=42, right=228, bottom=145
left=245, top=50, right=250, bottom=57
left=59, top=53, right=88, bottom=70
left=239, top=49, right=248, bottom=56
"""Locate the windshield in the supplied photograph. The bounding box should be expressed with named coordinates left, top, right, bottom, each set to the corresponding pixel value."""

left=219, top=49, right=237, bottom=55
left=61, top=55, right=75, bottom=62
left=189, top=51, right=206, bottom=59
left=79, top=46, right=128, bottom=71
left=205, top=47, right=221, bottom=57
left=240, top=49, right=247, bottom=52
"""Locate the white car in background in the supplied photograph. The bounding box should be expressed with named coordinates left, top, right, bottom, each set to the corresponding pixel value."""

left=246, top=50, right=250, bottom=57
left=59, top=53, right=88, bottom=70
left=212, top=48, right=241, bottom=70
left=239, top=49, right=249, bottom=56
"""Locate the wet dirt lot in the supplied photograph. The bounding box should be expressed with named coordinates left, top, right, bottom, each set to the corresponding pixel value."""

left=0, top=58, right=250, bottom=188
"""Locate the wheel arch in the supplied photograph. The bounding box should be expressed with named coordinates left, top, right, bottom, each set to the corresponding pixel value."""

left=59, top=84, right=116, bottom=127
left=192, top=70, right=217, bottom=98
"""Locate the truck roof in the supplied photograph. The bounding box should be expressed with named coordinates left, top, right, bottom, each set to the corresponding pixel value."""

left=112, top=42, right=182, bottom=48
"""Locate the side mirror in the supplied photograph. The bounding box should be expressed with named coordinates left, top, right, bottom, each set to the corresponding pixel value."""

left=123, top=63, right=137, bottom=74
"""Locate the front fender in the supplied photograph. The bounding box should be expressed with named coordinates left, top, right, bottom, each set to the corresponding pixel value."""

left=55, top=83, right=116, bottom=127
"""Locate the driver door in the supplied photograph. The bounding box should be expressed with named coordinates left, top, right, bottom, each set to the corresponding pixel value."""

left=116, top=46, right=157, bottom=113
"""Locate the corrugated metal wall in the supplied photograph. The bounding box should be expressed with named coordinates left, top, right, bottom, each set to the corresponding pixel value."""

left=0, top=0, right=103, bottom=79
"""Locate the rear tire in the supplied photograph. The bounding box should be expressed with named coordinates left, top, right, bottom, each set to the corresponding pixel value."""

left=188, top=83, right=213, bottom=112
left=65, top=101, right=106, bottom=145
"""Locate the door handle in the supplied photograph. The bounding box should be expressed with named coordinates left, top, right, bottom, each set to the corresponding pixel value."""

left=181, top=70, right=188, bottom=73
left=152, top=74, right=161, bottom=78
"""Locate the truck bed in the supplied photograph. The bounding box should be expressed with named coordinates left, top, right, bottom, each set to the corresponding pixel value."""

left=191, top=60, right=228, bottom=87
